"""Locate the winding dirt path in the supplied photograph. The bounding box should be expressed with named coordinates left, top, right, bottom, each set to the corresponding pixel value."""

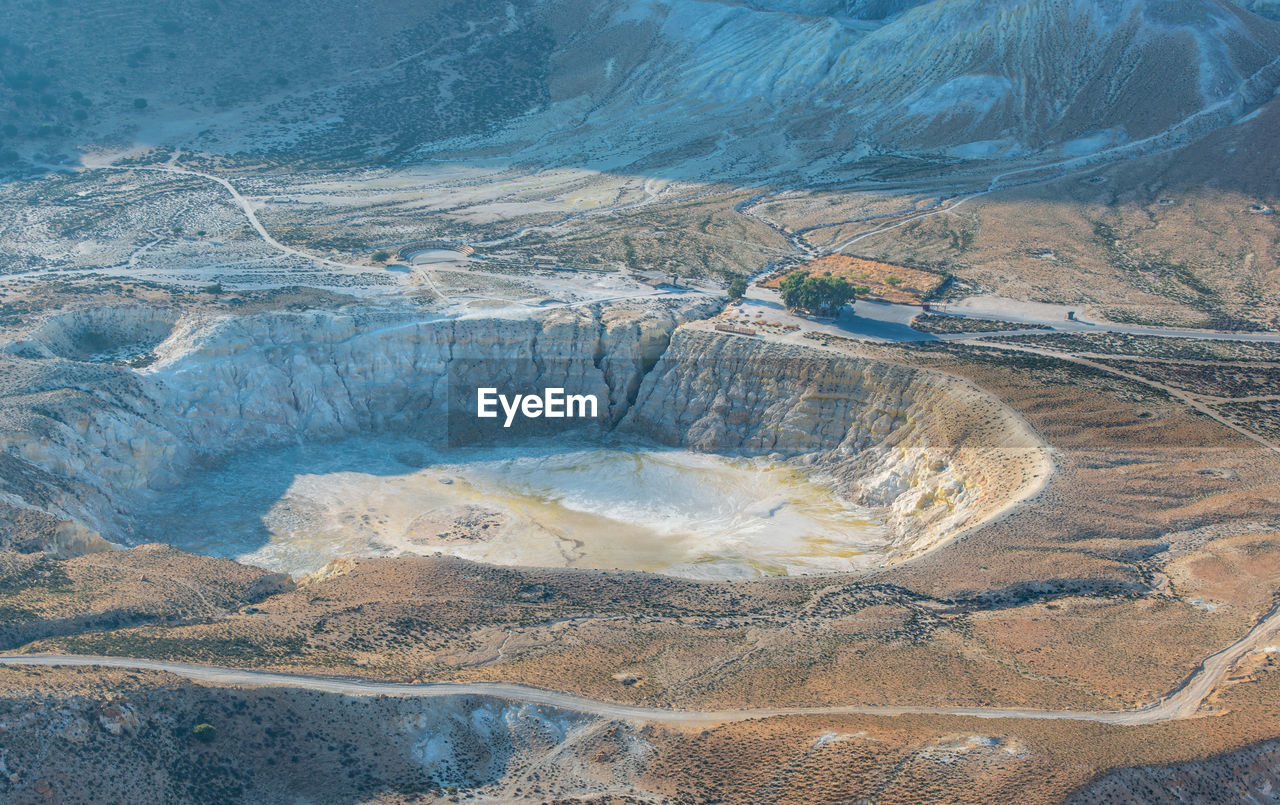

left=752, top=54, right=1280, bottom=258
left=964, top=340, right=1280, bottom=456
left=84, top=162, right=452, bottom=301
left=2, top=596, right=1276, bottom=726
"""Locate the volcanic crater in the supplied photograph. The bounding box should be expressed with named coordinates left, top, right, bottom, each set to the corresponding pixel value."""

left=0, top=300, right=1051, bottom=579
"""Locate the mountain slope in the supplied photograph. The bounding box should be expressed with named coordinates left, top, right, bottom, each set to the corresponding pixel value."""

left=488, top=0, right=1280, bottom=177
left=1, top=0, right=1278, bottom=180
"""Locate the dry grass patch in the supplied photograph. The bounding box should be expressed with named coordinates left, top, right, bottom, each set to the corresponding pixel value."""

left=764, top=254, right=945, bottom=303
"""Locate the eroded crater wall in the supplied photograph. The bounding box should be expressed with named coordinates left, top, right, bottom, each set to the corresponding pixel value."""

left=0, top=302, right=708, bottom=549
left=0, top=301, right=1049, bottom=565
left=623, top=328, right=1051, bottom=559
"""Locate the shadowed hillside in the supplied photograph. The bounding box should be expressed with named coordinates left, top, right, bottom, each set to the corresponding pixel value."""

left=2, top=0, right=1278, bottom=179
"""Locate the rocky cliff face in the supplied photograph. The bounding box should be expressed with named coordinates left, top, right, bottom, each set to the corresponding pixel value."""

left=0, top=301, right=1048, bottom=567
left=0, top=301, right=708, bottom=549
left=623, top=327, right=1049, bottom=560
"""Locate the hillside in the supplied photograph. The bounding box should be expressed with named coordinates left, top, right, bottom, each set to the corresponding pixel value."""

left=2, top=0, right=1277, bottom=179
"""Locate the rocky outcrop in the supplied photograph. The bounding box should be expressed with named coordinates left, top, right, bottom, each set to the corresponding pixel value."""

left=0, top=299, right=1049, bottom=567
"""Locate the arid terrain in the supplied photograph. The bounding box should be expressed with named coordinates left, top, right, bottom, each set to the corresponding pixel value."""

left=1, top=0, right=1280, bottom=803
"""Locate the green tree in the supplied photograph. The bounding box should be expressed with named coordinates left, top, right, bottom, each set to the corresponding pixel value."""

left=132, top=97, right=148, bottom=110
left=192, top=723, right=216, bottom=743
left=371, top=250, right=391, bottom=263
left=726, top=277, right=748, bottom=301
left=621, top=235, right=638, bottom=269
left=778, top=271, right=857, bottom=315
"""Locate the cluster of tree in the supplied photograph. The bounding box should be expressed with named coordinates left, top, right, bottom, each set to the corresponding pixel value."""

left=778, top=271, right=858, bottom=315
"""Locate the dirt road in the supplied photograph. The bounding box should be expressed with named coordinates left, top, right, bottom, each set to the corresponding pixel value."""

left=2, top=596, right=1276, bottom=726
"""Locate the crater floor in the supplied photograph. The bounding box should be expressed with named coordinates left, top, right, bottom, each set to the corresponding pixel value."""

left=138, top=437, right=888, bottom=579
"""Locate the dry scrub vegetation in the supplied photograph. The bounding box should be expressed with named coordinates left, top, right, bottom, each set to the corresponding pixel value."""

left=765, top=101, right=1280, bottom=332
left=0, top=659, right=1278, bottom=803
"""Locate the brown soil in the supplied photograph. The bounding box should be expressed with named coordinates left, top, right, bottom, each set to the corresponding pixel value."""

left=763, top=254, right=946, bottom=303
